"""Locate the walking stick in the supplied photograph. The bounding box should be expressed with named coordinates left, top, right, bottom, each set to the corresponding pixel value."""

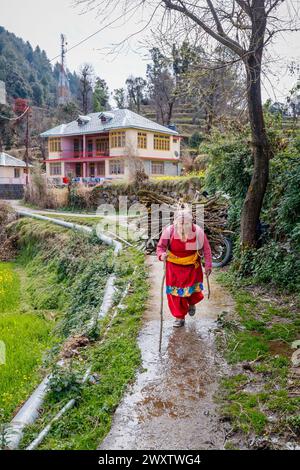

left=159, top=259, right=166, bottom=353
left=205, top=272, right=211, bottom=299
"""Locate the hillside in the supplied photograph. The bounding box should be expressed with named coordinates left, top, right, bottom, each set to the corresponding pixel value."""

left=140, top=103, right=206, bottom=139
left=0, top=26, right=80, bottom=107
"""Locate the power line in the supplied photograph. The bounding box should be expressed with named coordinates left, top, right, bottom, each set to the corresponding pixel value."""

left=49, top=3, right=140, bottom=63
left=0, top=106, right=30, bottom=121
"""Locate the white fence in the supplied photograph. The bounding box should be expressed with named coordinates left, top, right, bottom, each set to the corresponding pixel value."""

left=0, top=176, right=27, bottom=185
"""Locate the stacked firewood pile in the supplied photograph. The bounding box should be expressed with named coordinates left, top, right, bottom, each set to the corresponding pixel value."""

left=134, top=189, right=231, bottom=254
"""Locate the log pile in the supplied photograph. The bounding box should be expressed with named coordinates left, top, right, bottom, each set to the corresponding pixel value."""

left=134, top=189, right=231, bottom=254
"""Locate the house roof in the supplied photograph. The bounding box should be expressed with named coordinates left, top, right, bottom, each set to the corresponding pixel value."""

left=0, top=152, right=32, bottom=168
left=40, top=109, right=179, bottom=138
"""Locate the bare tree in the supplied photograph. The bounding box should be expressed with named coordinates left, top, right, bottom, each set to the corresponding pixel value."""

left=74, top=0, right=299, bottom=246
left=126, top=76, right=147, bottom=113
left=184, top=45, right=247, bottom=132
left=147, top=47, right=176, bottom=125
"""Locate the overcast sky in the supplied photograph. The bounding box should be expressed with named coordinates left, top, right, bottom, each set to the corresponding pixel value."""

left=1, top=0, right=300, bottom=104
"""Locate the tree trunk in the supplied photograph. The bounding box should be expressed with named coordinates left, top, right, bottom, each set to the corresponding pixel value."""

left=167, top=100, right=174, bottom=126
left=240, top=54, right=270, bottom=247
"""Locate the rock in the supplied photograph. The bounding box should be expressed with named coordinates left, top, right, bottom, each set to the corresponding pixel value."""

left=291, top=349, right=300, bottom=367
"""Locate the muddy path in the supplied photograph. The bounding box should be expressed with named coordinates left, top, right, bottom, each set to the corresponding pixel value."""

left=99, top=256, right=235, bottom=450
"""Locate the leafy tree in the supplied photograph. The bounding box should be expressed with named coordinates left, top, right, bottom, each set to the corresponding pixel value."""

left=113, top=88, right=127, bottom=109
left=93, top=77, right=109, bottom=112
left=79, top=64, right=94, bottom=115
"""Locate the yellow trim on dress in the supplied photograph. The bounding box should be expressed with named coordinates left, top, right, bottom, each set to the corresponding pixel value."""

left=167, top=251, right=200, bottom=269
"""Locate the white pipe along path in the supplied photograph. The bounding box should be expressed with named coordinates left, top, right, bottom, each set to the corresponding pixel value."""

left=16, top=210, right=122, bottom=255
left=26, top=272, right=133, bottom=450
left=6, top=210, right=123, bottom=449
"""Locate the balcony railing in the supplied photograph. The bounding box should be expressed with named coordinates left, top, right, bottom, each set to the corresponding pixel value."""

left=49, top=150, right=109, bottom=159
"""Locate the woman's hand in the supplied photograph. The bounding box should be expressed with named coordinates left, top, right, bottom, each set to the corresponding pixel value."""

left=160, top=253, right=168, bottom=262
left=205, top=268, right=212, bottom=277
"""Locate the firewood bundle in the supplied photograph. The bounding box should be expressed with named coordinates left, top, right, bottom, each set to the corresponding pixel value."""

left=133, top=189, right=231, bottom=253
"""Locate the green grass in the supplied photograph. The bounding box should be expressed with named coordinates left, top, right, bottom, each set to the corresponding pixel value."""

left=0, top=262, right=53, bottom=422
left=0, top=218, right=115, bottom=425
left=20, top=248, right=148, bottom=450
left=216, top=271, right=300, bottom=440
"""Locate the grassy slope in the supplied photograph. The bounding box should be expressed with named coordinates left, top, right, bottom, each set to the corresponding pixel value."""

left=20, top=248, right=148, bottom=450
left=0, top=262, right=53, bottom=422
left=216, top=271, right=300, bottom=446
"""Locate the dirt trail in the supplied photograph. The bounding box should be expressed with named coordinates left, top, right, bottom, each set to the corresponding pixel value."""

left=99, top=256, right=235, bottom=450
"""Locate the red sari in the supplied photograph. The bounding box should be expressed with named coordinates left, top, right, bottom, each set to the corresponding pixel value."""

left=157, top=224, right=212, bottom=319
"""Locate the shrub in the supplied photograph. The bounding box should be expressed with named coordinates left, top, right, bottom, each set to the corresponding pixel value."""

left=0, top=202, right=17, bottom=260
left=205, top=139, right=252, bottom=200
left=189, top=131, right=204, bottom=149
left=24, top=168, right=68, bottom=209
left=204, top=126, right=300, bottom=292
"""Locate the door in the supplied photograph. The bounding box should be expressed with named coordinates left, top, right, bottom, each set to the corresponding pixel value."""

left=90, top=163, right=95, bottom=177
left=75, top=163, right=82, bottom=177
left=96, top=161, right=105, bottom=176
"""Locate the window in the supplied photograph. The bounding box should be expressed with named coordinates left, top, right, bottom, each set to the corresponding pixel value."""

left=49, top=138, right=61, bottom=153
left=110, top=131, right=126, bottom=148
left=138, top=132, right=147, bottom=149
left=89, top=163, right=95, bottom=177
left=154, top=134, right=170, bottom=151
left=74, top=139, right=83, bottom=156
left=49, top=163, right=62, bottom=176
left=109, top=160, right=125, bottom=175
left=151, top=161, right=164, bottom=175
left=14, top=168, right=20, bottom=178
left=96, top=137, right=109, bottom=155
left=87, top=140, right=93, bottom=156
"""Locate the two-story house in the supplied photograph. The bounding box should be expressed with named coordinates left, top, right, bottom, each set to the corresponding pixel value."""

left=41, top=109, right=181, bottom=184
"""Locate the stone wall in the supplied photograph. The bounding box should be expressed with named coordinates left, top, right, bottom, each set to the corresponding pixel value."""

left=0, top=184, right=24, bottom=200
left=89, top=177, right=204, bottom=209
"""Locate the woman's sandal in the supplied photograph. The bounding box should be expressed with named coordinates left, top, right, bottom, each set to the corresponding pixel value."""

left=188, top=305, right=196, bottom=316
left=173, top=319, right=185, bottom=328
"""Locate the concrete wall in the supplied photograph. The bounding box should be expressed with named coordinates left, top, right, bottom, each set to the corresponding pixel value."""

left=0, top=166, right=29, bottom=185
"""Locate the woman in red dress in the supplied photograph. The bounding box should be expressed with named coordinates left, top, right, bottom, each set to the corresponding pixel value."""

left=156, top=208, right=212, bottom=327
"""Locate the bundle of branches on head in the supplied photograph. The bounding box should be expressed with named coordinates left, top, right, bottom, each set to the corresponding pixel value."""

left=135, top=189, right=231, bottom=253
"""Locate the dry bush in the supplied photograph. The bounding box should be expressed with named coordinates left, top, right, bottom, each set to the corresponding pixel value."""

left=24, top=168, right=68, bottom=209
left=181, top=150, right=195, bottom=173
left=125, top=142, right=149, bottom=185
left=75, top=185, right=94, bottom=209
left=0, top=202, right=18, bottom=260
left=52, top=187, right=69, bottom=208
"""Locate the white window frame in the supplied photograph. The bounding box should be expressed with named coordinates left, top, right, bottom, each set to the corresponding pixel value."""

left=151, top=161, right=165, bottom=175
left=49, top=163, right=62, bottom=176
left=109, top=160, right=125, bottom=175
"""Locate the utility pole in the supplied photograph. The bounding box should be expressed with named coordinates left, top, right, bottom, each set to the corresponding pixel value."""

left=24, top=108, right=30, bottom=185
left=14, top=99, right=31, bottom=185
left=58, top=34, right=70, bottom=105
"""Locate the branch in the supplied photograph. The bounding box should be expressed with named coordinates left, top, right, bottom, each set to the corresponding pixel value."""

left=162, top=0, right=246, bottom=57
left=206, top=0, right=225, bottom=35
left=235, top=0, right=252, bottom=17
